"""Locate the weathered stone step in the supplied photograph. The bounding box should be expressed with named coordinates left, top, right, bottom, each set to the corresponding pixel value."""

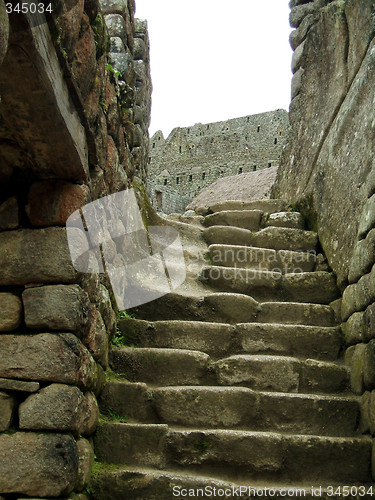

left=167, top=213, right=204, bottom=226
left=99, top=382, right=360, bottom=437
left=215, top=355, right=349, bottom=394
left=204, top=211, right=304, bottom=232
left=201, top=268, right=340, bottom=304
left=118, top=319, right=342, bottom=360
left=153, top=388, right=358, bottom=436
left=236, top=323, right=342, bottom=360
left=118, top=319, right=236, bottom=358
left=128, top=292, right=260, bottom=324
left=208, top=244, right=315, bottom=272
left=89, top=467, right=375, bottom=500
left=109, top=348, right=211, bottom=386
left=256, top=301, right=337, bottom=327
left=95, top=423, right=372, bottom=484
left=129, top=292, right=337, bottom=326
left=207, top=199, right=288, bottom=214
left=203, top=210, right=263, bottom=231
left=109, top=348, right=348, bottom=393
left=168, top=429, right=372, bottom=484
left=263, top=211, right=305, bottom=230
left=203, top=225, right=318, bottom=252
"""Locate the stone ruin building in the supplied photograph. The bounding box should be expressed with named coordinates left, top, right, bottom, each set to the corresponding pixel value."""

left=2, top=0, right=375, bottom=499
left=147, top=109, right=289, bottom=214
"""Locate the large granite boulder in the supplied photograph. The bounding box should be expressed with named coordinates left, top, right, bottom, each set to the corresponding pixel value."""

left=19, top=384, right=99, bottom=437
left=23, top=285, right=90, bottom=332
left=0, top=333, right=102, bottom=393
left=0, top=433, right=78, bottom=497
left=0, top=228, right=79, bottom=286
left=273, top=0, right=375, bottom=289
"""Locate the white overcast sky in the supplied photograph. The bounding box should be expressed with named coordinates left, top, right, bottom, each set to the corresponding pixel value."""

left=135, top=1, right=293, bottom=138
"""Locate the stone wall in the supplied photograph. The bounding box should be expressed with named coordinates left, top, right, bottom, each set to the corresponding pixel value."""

left=148, top=110, right=289, bottom=214
left=271, top=0, right=375, bottom=447
left=0, top=0, right=151, bottom=497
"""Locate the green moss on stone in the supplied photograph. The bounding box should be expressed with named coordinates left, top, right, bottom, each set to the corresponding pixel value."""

left=92, top=13, right=110, bottom=59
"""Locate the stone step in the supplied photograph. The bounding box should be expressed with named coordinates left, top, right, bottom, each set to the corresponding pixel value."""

left=167, top=213, right=204, bottom=226
left=203, top=210, right=264, bottom=231
left=128, top=292, right=260, bottom=324
left=203, top=225, right=318, bottom=252
left=214, top=355, right=350, bottom=394
left=208, top=199, right=288, bottom=214
left=118, top=319, right=342, bottom=361
left=256, top=301, right=337, bottom=327
left=263, top=211, right=305, bottom=230
left=109, top=348, right=211, bottom=386
left=208, top=244, right=315, bottom=272
left=89, top=467, right=375, bottom=500
left=201, top=266, right=281, bottom=302
left=201, top=268, right=340, bottom=304
left=235, top=323, right=342, bottom=360
left=95, top=423, right=372, bottom=484
left=109, top=348, right=349, bottom=393
left=204, top=210, right=305, bottom=232
left=118, top=319, right=236, bottom=359
left=153, top=388, right=358, bottom=436
left=128, top=292, right=337, bottom=326
left=99, top=382, right=360, bottom=437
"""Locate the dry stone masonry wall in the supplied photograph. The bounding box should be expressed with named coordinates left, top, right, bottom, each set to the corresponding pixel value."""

left=272, top=0, right=375, bottom=458
left=0, top=0, right=151, bottom=498
left=103, top=5, right=152, bottom=178
left=148, top=110, right=289, bottom=214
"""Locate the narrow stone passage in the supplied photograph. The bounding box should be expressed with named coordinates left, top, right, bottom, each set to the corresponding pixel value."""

left=89, top=200, right=372, bottom=499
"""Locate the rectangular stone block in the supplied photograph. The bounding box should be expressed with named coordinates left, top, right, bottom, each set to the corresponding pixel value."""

left=19, top=384, right=99, bottom=437
left=0, top=433, right=78, bottom=497
left=23, top=284, right=90, bottom=332
left=0, top=228, right=79, bottom=285
left=0, top=333, right=99, bottom=392
left=0, top=378, right=39, bottom=392
left=0, top=391, right=15, bottom=431
left=26, top=180, right=90, bottom=227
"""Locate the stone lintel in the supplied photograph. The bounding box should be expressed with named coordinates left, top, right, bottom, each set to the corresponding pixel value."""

left=0, top=11, right=89, bottom=181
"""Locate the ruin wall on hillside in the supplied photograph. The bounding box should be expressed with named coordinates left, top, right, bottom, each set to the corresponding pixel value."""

left=148, top=110, right=289, bottom=214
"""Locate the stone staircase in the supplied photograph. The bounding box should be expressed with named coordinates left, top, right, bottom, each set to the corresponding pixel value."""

left=89, top=200, right=374, bottom=499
